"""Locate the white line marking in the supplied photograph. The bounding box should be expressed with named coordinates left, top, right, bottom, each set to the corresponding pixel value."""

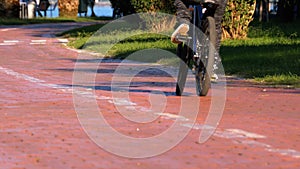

left=182, top=122, right=300, bottom=158
left=239, top=140, right=300, bottom=159
left=225, top=129, right=266, bottom=139
left=266, top=148, right=300, bottom=158
left=30, top=43, right=46, bottom=45
left=0, top=40, right=20, bottom=46
left=108, top=98, right=137, bottom=106
left=0, top=67, right=45, bottom=83
left=0, top=28, right=17, bottom=32
left=1, top=29, right=9, bottom=32
left=0, top=65, right=299, bottom=159
left=181, top=123, right=215, bottom=130
left=0, top=66, right=111, bottom=101
left=30, top=40, right=47, bottom=45
left=182, top=123, right=265, bottom=139
left=57, top=39, right=69, bottom=43
left=156, top=113, right=189, bottom=121
left=0, top=43, right=16, bottom=46
left=239, top=140, right=271, bottom=148
left=3, top=40, right=19, bottom=43
left=31, top=40, right=47, bottom=43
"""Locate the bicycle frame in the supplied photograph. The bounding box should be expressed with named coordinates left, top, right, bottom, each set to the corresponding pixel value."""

left=176, top=3, right=217, bottom=96
left=192, top=5, right=202, bottom=55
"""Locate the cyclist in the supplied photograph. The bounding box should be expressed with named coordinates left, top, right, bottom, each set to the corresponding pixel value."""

left=171, top=0, right=227, bottom=81
left=171, top=0, right=227, bottom=53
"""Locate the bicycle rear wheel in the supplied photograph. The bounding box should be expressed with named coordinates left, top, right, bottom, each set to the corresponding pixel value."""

left=195, top=16, right=216, bottom=96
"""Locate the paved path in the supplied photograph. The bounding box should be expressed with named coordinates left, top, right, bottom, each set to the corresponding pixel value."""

left=0, top=23, right=299, bottom=169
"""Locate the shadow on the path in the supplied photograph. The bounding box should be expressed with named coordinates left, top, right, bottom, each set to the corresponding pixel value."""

left=62, top=84, right=176, bottom=96
left=54, top=58, right=180, bottom=95
left=54, top=68, right=116, bottom=74
left=58, top=58, right=120, bottom=63
left=53, top=66, right=175, bottom=78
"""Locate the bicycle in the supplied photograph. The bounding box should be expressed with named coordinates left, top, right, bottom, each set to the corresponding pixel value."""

left=175, top=2, right=218, bottom=96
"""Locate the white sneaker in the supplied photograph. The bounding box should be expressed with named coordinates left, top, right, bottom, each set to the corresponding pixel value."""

left=171, top=24, right=189, bottom=44
left=211, top=73, right=218, bottom=83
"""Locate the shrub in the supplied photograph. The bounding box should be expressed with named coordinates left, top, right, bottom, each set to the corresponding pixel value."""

left=58, top=0, right=79, bottom=18
left=130, top=0, right=175, bottom=14
left=222, top=0, right=256, bottom=39
left=112, top=0, right=257, bottom=38
left=130, top=0, right=176, bottom=32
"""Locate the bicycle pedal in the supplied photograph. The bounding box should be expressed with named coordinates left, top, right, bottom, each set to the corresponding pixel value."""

left=176, top=35, right=192, bottom=43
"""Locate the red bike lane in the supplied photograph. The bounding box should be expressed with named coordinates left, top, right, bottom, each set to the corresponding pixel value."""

left=0, top=23, right=299, bottom=169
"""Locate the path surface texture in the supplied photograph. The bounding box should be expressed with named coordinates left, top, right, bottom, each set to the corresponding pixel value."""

left=0, top=23, right=299, bottom=169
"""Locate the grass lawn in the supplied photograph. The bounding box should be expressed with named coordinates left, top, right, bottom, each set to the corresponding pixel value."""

left=60, top=18, right=300, bottom=87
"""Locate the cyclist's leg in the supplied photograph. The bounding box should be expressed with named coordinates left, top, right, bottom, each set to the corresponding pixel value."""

left=171, top=0, right=191, bottom=44
left=174, top=0, right=192, bottom=21
left=214, top=0, right=227, bottom=53
left=212, top=0, right=227, bottom=81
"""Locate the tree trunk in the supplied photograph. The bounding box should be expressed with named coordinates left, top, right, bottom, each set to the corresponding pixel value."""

left=58, top=0, right=79, bottom=18
left=259, top=0, right=263, bottom=22
left=264, top=0, right=269, bottom=22
left=259, top=0, right=270, bottom=22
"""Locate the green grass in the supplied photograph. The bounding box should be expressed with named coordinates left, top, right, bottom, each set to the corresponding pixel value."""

left=59, top=19, right=140, bottom=49
left=220, top=37, right=300, bottom=77
left=221, top=38, right=300, bottom=87
left=220, top=19, right=300, bottom=86
left=255, top=74, right=300, bottom=87
left=60, top=19, right=300, bottom=87
left=86, top=32, right=176, bottom=59
left=58, top=23, right=106, bottom=49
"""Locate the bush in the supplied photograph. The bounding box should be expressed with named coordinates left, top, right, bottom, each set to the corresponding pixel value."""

left=112, top=0, right=257, bottom=38
left=130, top=0, right=256, bottom=39
left=222, top=0, right=256, bottom=39
left=130, top=0, right=175, bottom=14
left=130, top=0, right=176, bottom=32
left=58, top=0, right=79, bottom=18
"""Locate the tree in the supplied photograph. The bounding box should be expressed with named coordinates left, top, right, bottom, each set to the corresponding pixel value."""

left=58, top=0, right=79, bottom=17
left=222, top=0, right=256, bottom=39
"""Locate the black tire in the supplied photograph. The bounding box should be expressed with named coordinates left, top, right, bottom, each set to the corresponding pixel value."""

left=195, top=16, right=217, bottom=96
left=176, top=44, right=189, bottom=96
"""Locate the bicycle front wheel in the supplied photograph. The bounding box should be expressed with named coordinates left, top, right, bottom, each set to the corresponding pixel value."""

left=195, top=16, right=217, bottom=96
left=176, top=44, right=190, bottom=96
